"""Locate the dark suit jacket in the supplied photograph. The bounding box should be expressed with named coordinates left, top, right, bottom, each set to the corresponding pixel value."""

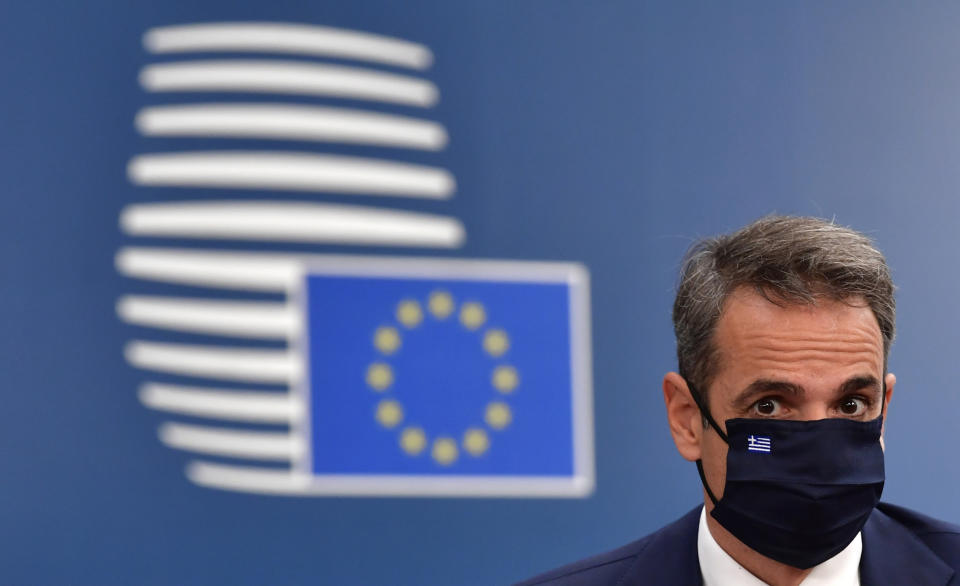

left=517, top=503, right=960, bottom=585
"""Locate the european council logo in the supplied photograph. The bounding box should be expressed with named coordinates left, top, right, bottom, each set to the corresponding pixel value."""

left=117, top=22, right=593, bottom=498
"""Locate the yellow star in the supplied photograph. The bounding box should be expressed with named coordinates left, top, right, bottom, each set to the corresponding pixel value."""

left=492, top=365, right=519, bottom=393
left=463, top=428, right=490, bottom=456
left=428, top=290, right=454, bottom=319
left=400, top=427, right=427, bottom=456
left=365, top=362, right=394, bottom=392
left=485, top=402, right=512, bottom=430
left=373, top=326, right=401, bottom=355
left=396, top=299, right=423, bottom=328
left=432, top=436, right=458, bottom=466
left=375, top=399, right=404, bottom=428
left=483, top=329, right=510, bottom=357
left=459, top=302, right=486, bottom=330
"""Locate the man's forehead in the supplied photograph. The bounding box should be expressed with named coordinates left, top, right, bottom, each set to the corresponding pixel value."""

left=712, top=287, right=885, bottom=382
left=719, top=287, right=879, bottom=335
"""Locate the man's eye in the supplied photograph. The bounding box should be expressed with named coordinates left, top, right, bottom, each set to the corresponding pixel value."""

left=839, top=397, right=867, bottom=416
left=752, top=398, right=782, bottom=417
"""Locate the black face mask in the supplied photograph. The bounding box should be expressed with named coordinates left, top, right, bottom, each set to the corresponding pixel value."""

left=688, top=382, right=886, bottom=570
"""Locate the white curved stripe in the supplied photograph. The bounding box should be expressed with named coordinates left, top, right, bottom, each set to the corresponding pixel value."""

left=186, top=461, right=595, bottom=497
left=116, top=248, right=300, bottom=292
left=128, top=152, right=455, bottom=198
left=115, top=248, right=582, bottom=291
left=144, top=22, right=433, bottom=70
left=187, top=462, right=311, bottom=494
left=125, top=341, right=299, bottom=384
left=117, top=296, right=297, bottom=339
left=160, top=423, right=303, bottom=460
left=141, top=383, right=300, bottom=423
left=140, top=60, right=438, bottom=107
left=136, top=104, right=447, bottom=149
left=120, top=201, right=465, bottom=248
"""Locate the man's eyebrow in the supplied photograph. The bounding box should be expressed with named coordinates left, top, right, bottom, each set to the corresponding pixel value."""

left=730, top=375, right=883, bottom=410
left=731, top=379, right=805, bottom=410
left=838, top=375, right=882, bottom=398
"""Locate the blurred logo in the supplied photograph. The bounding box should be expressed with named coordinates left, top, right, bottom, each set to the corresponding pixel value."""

left=117, top=22, right=593, bottom=497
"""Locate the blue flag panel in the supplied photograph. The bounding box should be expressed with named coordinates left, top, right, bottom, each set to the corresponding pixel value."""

left=303, top=266, right=585, bottom=481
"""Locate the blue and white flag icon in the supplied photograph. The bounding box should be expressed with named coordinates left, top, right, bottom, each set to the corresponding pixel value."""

left=747, top=435, right=772, bottom=453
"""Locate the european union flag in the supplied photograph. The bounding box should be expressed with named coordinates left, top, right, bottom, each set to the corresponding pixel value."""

left=299, top=258, right=593, bottom=497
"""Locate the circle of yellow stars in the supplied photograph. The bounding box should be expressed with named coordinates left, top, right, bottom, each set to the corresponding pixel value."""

left=364, top=290, right=520, bottom=466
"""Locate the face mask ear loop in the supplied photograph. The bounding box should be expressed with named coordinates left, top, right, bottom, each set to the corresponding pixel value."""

left=696, top=459, right=720, bottom=506
left=687, top=381, right=726, bottom=507
left=687, top=382, right=729, bottom=444
left=880, top=378, right=888, bottom=418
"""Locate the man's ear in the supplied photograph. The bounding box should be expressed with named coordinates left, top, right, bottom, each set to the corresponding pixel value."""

left=881, top=373, right=896, bottom=448
left=882, top=372, right=895, bottom=418
left=663, top=372, right=703, bottom=462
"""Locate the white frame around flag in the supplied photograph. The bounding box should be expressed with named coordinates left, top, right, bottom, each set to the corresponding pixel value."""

left=289, top=254, right=594, bottom=498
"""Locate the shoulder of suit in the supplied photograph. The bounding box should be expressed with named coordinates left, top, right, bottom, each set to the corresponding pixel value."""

left=875, top=502, right=960, bottom=565
left=514, top=506, right=701, bottom=586
left=512, top=535, right=649, bottom=586
left=877, top=502, right=960, bottom=537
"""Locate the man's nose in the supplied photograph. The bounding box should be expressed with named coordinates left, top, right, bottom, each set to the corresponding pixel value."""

left=797, top=404, right=831, bottom=420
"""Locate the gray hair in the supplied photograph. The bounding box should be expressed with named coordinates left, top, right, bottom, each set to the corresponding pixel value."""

left=673, top=215, right=896, bottom=399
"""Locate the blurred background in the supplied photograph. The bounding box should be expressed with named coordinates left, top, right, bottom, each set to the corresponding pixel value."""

left=3, top=2, right=960, bottom=584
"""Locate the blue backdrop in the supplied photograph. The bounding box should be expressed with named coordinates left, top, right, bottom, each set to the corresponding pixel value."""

left=2, top=2, right=960, bottom=584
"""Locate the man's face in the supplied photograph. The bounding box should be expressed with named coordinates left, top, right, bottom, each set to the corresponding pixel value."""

left=688, top=286, right=894, bottom=505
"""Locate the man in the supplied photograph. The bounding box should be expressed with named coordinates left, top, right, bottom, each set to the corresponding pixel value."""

left=519, top=216, right=960, bottom=585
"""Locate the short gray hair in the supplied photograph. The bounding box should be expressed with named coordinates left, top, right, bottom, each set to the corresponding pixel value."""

left=673, top=215, right=896, bottom=398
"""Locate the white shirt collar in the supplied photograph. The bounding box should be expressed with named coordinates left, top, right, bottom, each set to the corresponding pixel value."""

left=697, top=507, right=862, bottom=586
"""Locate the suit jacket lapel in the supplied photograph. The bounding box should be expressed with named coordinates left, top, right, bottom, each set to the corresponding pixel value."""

left=860, top=507, right=955, bottom=586
left=616, top=506, right=703, bottom=585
